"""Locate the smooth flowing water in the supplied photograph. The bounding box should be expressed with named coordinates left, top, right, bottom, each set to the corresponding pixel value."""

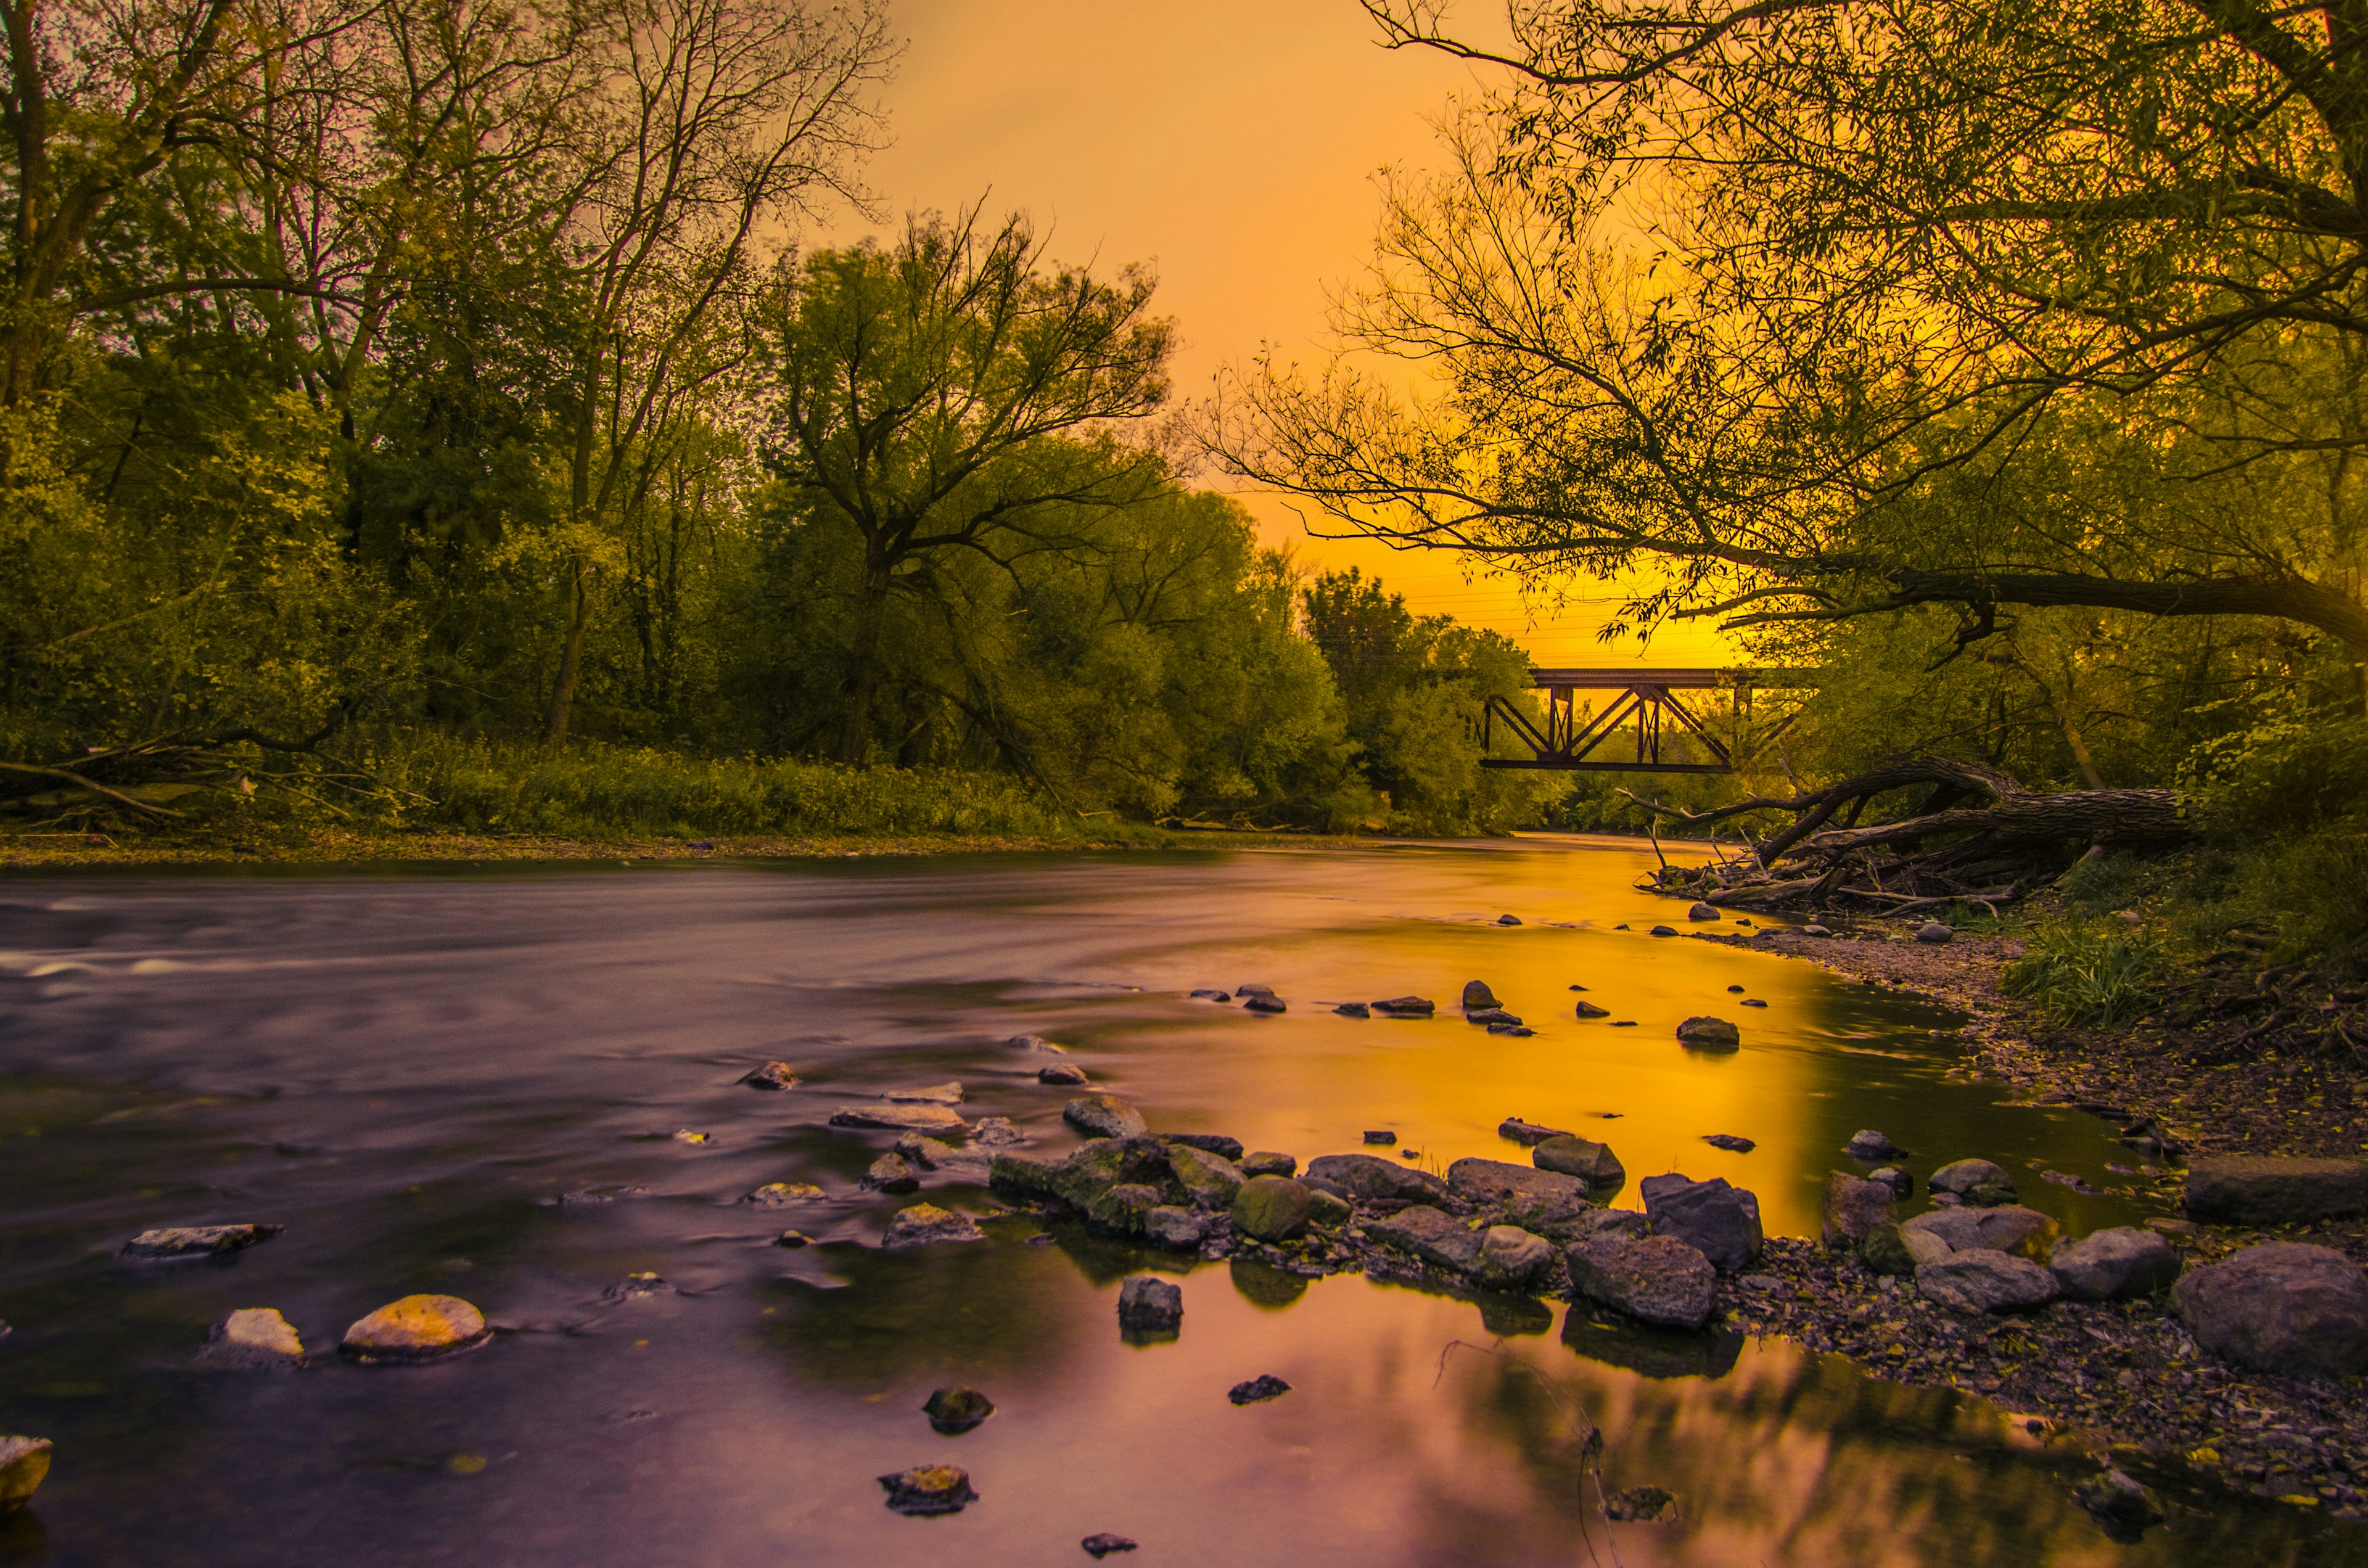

left=0, top=838, right=2351, bottom=1566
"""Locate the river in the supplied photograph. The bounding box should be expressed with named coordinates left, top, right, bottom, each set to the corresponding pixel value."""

left=0, top=837, right=2351, bottom=1565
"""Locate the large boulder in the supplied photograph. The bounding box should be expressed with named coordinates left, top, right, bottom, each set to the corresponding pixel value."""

left=1117, top=1275, right=1183, bottom=1329
left=1366, top=1205, right=1484, bottom=1273
left=2050, top=1228, right=2182, bottom=1302
left=1447, top=1158, right=1590, bottom=1231
left=1566, top=1236, right=1716, bottom=1330
left=1478, top=1226, right=1555, bottom=1289
left=1305, top=1152, right=1449, bottom=1203
left=1901, top=1204, right=2058, bottom=1260
left=1640, top=1175, right=1762, bottom=1273
left=1231, top=1176, right=1316, bottom=1242
left=2172, top=1242, right=2368, bottom=1379
left=1166, top=1143, right=1246, bottom=1209
left=1462, top=980, right=1500, bottom=1009
left=1917, top=1252, right=2062, bottom=1313
left=1534, top=1135, right=1624, bottom=1187
left=2183, top=1155, right=2368, bottom=1225
left=1821, top=1172, right=1897, bottom=1247
left=989, top=1136, right=1181, bottom=1215
left=1064, top=1094, right=1148, bottom=1139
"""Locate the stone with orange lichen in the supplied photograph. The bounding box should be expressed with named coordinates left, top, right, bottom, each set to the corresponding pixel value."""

left=339, top=1294, right=490, bottom=1363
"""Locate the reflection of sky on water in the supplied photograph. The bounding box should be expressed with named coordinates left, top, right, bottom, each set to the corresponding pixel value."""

left=0, top=844, right=2338, bottom=1564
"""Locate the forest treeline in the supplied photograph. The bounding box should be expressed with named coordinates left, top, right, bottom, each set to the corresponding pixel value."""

left=0, top=0, right=1561, bottom=839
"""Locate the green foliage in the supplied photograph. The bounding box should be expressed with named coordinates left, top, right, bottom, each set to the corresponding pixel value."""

left=2002, top=926, right=2169, bottom=1027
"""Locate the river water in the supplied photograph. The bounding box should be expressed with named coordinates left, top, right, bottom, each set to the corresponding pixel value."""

left=0, top=837, right=2352, bottom=1566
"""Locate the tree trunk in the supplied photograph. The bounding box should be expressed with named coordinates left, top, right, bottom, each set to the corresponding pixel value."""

left=545, top=554, right=591, bottom=744
left=836, top=572, right=890, bottom=765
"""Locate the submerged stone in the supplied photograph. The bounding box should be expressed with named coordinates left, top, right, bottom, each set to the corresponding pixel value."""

left=205, top=1307, right=303, bottom=1369
left=1038, top=1062, right=1090, bottom=1086
left=922, top=1385, right=995, bottom=1434
left=340, top=1294, right=490, bottom=1363
left=881, top=1203, right=984, bottom=1250
left=0, top=1438, right=51, bottom=1514
left=829, top=1103, right=969, bottom=1134
left=1082, top=1535, right=1139, bottom=1559
left=121, top=1223, right=282, bottom=1261
left=1064, top=1093, right=1148, bottom=1139
left=878, top=1464, right=976, bottom=1516
left=1228, top=1374, right=1291, bottom=1405
left=1370, top=996, right=1436, bottom=1016
left=739, top=1061, right=799, bottom=1090
left=745, top=1181, right=828, bottom=1206
left=1674, top=1016, right=1740, bottom=1050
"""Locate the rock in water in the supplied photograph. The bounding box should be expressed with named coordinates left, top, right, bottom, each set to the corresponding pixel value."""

left=1370, top=996, right=1436, bottom=1016
left=1333, top=1001, right=1370, bottom=1017
left=2049, top=1228, right=2182, bottom=1302
left=1117, top=1275, right=1182, bottom=1330
left=970, top=1116, right=1029, bottom=1147
left=0, top=1437, right=51, bottom=1514
left=1462, top=980, right=1500, bottom=1010
left=2183, top=1155, right=2368, bottom=1224
left=1362, top=1129, right=1398, bottom=1145
left=1915, top=921, right=1955, bottom=945
left=1038, top=1062, right=1090, bottom=1086
left=1366, top=1205, right=1484, bottom=1273
left=1916, top=1251, right=2062, bottom=1313
left=340, top=1295, right=490, bottom=1363
left=1867, top=1167, right=1914, bottom=1197
left=862, top=1152, right=920, bottom=1193
left=1534, top=1135, right=1625, bottom=1188
left=1574, top=999, right=1611, bottom=1018
left=1638, top=1174, right=1763, bottom=1272
left=1144, top=1207, right=1209, bottom=1250
left=205, top=1307, right=304, bottom=1369
left=829, top=1104, right=969, bottom=1134
left=1844, top=1130, right=1906, bottom=1160
left=1467, top=1008, right=1523, bottom=1027
left=1446, top=1158, right=1589, bottom=1231
left=1305, top=1189, right=1353, bottom=1228
left=1235, top=983, right=1276, bottom=998
left=1231, top=1176, right=1316, bottom=1242
left=1821, top=1172, right=1897, bottom=1247
left=1702, top=1134, right=1755, bottom=1153
left=922, top=1385, right=995, bottom=1434
left=1478, top=1225, right=1555, bottom=1288
left=1082, top=1535, right=1139, bottom=1559
left=1228, top=1374, right=1291, bottom=1405
left=1007, top=1033, right=1067, bottom=1053
left=1498, top=1117, right=1571, bottom=1146
left=1304, top=1153, right=1449, bottom=1202
left=1243, top=994, right=1287, bottom=1014
left=2172, top=1242, right=2368, bottom=1378
left=120, top=1223, right=283, bottom=1261
left=1190, top=989, right=1231, bottom=1002
left=1496, top=914, right=1523, bottom=926
left=1928, top=1158, right=2015, bottom=1198
left=1901, top=1204, right=2059, bottom=1260
left=744, top=1181, right=828, bottom=1206
left=1566, top=1235, right=1716, bottom=1330
left=878, top=1464, right=976, bottom=1516
left=1064, top=1093, right=1148, bottom=1139
left=1648, top=925, right=1679, bottom=937
left=881, top=1203, right=985, bottom=1250
left=1674, top=1016, right=1741, bottom=1050
left=1688, top=903, right=1719, bottom=921
left=886, top=1082, right=964, bottom=1105
left=1603, top=1485, right=1675, bottom=1522
left=1240, top=1151, right=1296, bottom=1178
left=2075, top=1468, right=2163, bottom=1537
left=739, top=1061, right=800, bottom=1090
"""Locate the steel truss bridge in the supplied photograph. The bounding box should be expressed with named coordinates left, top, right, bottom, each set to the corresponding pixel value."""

left=1480, top=667, right=1820, bottom=774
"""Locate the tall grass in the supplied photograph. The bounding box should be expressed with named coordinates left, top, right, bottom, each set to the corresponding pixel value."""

left=2001, top=924, right=2168, bottom=1027
left=355, top=732, right=1137, bottom=842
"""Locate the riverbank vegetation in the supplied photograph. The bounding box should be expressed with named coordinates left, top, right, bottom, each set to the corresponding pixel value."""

left=1215, top=0, right=2368, bottom=1004
left=0, top=0, right=1569, bottom=854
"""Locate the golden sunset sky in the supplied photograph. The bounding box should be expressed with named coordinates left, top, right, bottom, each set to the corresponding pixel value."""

left=826, top=0, right=1737, bottom=668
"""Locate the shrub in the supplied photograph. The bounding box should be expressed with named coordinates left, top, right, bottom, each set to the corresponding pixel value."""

left=2002, top=925, right=2169, bottom=1027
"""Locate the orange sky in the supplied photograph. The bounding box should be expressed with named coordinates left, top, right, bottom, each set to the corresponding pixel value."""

left=823, top=0, right=1738, bottom=668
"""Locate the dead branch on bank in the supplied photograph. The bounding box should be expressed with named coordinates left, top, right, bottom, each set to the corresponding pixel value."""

left=1620, top=758, right=2192, bottom=914
left=0, top=712, right=400, bottom=830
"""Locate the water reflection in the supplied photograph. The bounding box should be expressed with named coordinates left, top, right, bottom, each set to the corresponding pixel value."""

left=0, top=843, right=2346, bottom=1564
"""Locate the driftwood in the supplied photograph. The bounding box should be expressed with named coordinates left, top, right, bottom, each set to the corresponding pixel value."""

left=1624, top=758, right=2192, bottom=914
left=0, top=712, right=394, bottom=828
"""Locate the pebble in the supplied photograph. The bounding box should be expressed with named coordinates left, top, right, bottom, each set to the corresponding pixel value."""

left=1741, top=998, right=1769, bottom=1008
left=1082, top=1535, right=1139, bottom=1559
left=204, top=1307, right=304, bottom=1369
left=1228, top=1374, right=1291, bottom=1404
left=923, top=1385, right=995, bottom=1433
left=738, top=1062, right=799, bottom=1090
left=340, top=1294, right=490, bottom=1363
left=1363, top=1130, right=1397, bottom=1145
left=1702, top=1134, right=1756, bottom=1152
left=878, top=1464, right=976, bottom=1516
